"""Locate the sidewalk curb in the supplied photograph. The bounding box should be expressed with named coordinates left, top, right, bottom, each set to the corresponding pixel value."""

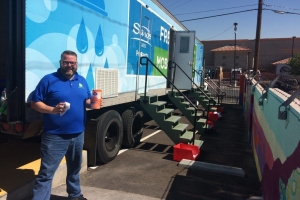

left=0, top=151, right=87, bottom=200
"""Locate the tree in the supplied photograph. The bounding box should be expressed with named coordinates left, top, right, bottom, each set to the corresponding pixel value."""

left=289, top=53, right=300, bottom=76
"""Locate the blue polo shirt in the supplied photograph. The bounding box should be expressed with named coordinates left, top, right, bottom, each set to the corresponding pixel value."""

left=31, top=71, right=91, bottom=134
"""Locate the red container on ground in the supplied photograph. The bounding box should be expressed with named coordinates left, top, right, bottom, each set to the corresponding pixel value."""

left=207, top=120, right=214, bottom=129
left=173, top=143, right=200, bottom=162
left=208, top=112, right=219, bottom=121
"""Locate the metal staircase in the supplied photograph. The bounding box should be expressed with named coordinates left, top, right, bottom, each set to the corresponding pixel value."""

left=167, top=91, right=212, bottom=134
left=189, top=87, right=218, bottom=112
left=139, top=57, right=203, bottom=148
left=168, top=62, right=221, bottom=113
left=167, top=61, right=221, bottom=125
left=140, top=94, right=203, bottom=148
left=194, top=69, right=226, bottom=105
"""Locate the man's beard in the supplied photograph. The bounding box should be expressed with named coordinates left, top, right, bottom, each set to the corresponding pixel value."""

left=60, top=67, right=77, bottom=79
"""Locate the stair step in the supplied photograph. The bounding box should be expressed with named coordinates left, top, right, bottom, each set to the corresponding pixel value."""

left=147, top=93, right=157, bottom=96
left=180, top=131, right=194, bottom=143
left=173, top=123, right=188, bottom=132
left=198, top=95, right=207, bottom=99
left=140, top=94, right=158, bottom=104
left=197, top=118, right=207, bottom=123
left=174, top=95, right=184, bottom=100
left=168, top=91, right=182, bottom=96
left=187, top=105, right=197, bottom=110
left=165, top=116, right=181, bottom=124
left=150, top=101, right=167, bottom=106
left=192, top=91, right=201, bottom=94
left=190, top=139, right=204, bottom=148
left=174, top=91, right=184, bottom=96
left=210, top=107, right=217, bottom=111
left=157, top=108, right=173, bottom=115
left=192, top=112, right=204, bottom=117
left=181, top=101, right=190, bottom=105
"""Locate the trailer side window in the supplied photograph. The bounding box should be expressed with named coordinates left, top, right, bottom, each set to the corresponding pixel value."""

left=179, top=36, right=189, bottom=53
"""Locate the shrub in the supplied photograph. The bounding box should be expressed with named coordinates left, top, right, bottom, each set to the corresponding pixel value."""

left=289, top=53, right=300, bottom=76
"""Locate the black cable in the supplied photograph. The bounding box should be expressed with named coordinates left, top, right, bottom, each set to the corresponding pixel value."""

left=169, top=0, right=193, bottom=10
left=179, top=8, right=300, bottom=23
left=263, top=8, right=300, bottom=15
left=175, top=4, right=258, bottom=16
left=203, top=25, right=234, bottom=41
left=164, top=0, right=183, bottom=9
left=264, top=4, right=300, bottom=11
left=180, top=9, right=258, bottom=22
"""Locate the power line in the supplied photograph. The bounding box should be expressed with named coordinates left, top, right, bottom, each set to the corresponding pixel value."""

left=180, top=9, right=258, bottom=22
left=169, top=0, right=193, bottom=11
left=263, top=8, right=300, bottom=15
left=179, top=8, right=300, bottom=23
left=202, top=25, right=234, bottom=41
left=264, top=4, right=300, bottom=11
left=175, top=4, right=258, bottom=16
left=164, top=0, right=183, bottom=9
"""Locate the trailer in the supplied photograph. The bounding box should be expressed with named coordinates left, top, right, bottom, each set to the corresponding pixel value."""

left=0, top=0, right=204, bottom=166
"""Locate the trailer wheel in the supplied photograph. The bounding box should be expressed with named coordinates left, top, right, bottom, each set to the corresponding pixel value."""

left=96, top=110, right=123, bottom=164
left=122, top=107, right=143, bottom=148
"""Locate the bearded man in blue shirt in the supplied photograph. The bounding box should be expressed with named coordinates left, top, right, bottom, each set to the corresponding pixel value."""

left=31, top=50, right=91, bottom=200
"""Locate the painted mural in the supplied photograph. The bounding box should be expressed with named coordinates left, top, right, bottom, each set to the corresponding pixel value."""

left=244, top=77, right=300, bottom=200
left=24, top=0, right=203, bottom=102
left=24, top=0, right=175, bottom=102
left=25, top=0, right=129, bottom=101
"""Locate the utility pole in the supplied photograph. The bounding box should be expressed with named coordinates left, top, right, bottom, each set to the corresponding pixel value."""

left=292, top=36, right=296, bottom=57
left=253, top=0, right=263, bottom=73
left=233, top=23, right=238, bottom=87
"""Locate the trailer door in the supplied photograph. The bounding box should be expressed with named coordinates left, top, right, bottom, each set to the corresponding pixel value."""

left=173, top=31, right=195, bottom=90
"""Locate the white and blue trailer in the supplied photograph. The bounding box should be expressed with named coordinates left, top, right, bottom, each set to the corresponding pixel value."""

left=0, top=0, right=204, bottom=165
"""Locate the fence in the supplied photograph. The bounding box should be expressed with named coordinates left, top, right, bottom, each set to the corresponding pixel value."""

left=205, top=78, right=239, bottom=104
left=204, top=72, right=300, bottom=104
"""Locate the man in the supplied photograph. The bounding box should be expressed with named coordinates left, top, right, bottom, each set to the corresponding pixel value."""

left=31, top=50, right=91, bottom=200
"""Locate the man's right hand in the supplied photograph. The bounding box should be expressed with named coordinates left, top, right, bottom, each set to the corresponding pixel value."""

left=53, top=102, right=66, bottom=115
left=31, top=101, right=66, bottom=115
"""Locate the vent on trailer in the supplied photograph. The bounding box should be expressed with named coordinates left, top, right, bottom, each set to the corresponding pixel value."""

left=95, top=68, right=118, bottom=98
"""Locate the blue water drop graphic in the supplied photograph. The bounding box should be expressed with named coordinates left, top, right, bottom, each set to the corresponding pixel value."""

left=95, top=25, right=104, bottom=56
left=76, top=18, right=88, bottom=53
left=104, top=58, right=109, bottom=68
left=86, top=64, right=94, bottom=90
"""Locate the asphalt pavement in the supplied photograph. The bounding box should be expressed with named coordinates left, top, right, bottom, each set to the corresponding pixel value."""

left=50, top=103, right=262, bottom=200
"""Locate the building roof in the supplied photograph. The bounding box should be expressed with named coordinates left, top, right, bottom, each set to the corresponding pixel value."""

left=271, top=57, right=291, bottom=66
left=211, top=45, right=252, bottom=52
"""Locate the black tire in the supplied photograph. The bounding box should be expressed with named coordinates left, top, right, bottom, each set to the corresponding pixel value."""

left=121, top=107, right=144, bottom=148
left=96, top=110, right=123, bottom=164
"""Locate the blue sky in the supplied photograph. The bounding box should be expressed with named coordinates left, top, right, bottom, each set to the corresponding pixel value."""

left=157, top=0, right=300, bottom=41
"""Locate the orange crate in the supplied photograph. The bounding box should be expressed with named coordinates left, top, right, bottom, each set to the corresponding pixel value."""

left=173, top=143, right=200, bottom=161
